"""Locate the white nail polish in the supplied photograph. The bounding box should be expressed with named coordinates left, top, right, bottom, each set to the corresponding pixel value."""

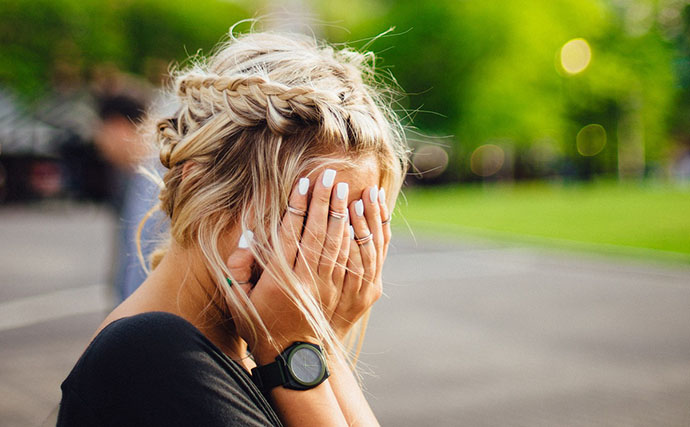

left=238, top=229, right=253, bottom=248
left=370, top=187, right=378, bottom=203
left=322, top=169, right=336, bottom=187
left=298, top=177, right=309, bottom=195
left=355, top=200, right=364, bottom=216
left=379, top=188, right=386, bottom=204
left=349, top=225, right=355, bottom=240
left=336, top=182, right=348, bottom=200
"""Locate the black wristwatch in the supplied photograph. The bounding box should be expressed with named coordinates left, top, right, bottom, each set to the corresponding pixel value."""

left=251, top=342, right=329, bottom=392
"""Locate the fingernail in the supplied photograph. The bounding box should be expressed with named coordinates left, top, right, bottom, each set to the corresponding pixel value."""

left=369, top=186, right=378, bottom=203
left=298, top=177, right=309, bottom=195
left=322, top=169, right=336, bottom=187
left=238, top=229, right=254, bottom=249
left=349, top=225, right=355, bottom=240
left=379, top=188, right=386, bottom=204
left=355, top=200, right=364, bottom=216
left=336, top=182, right=348, bottom=200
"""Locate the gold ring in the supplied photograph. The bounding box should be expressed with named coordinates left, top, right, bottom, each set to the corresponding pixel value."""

left=287, top=205, right=307, bottom=217
left=328, top=209, right=348, bottom=220
left=355, top=233, right=373, bottom=246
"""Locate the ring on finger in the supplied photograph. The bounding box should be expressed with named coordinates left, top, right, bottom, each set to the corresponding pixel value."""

left=354, top=233, right=374, bottom=246
left=381, top=217, right=391, bottom=225
left=287, top=205, right=307, bottom=217
left=226, top=278, right=250, bottom=287
left=328, top=209, right=348, bottom=220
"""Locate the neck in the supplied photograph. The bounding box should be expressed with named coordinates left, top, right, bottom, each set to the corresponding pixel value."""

left=129, top=242, right=249, bottom=368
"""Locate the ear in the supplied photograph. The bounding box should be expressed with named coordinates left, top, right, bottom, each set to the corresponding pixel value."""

left=182, top=161, right=197, bottom=181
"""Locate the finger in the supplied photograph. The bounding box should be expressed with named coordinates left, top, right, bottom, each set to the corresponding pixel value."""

left=349, top=198, right=376, bottom=284
left=225, top=229, right=256, bottom=295
left=378, top=187, right=392, bottom=269
left=343, top=225, right=364, bottom=294
left=332, top=222, right=351, bottom=294
left=279, top=176, right=310, bottom=267
left=362, top=186, right=384, bottom=275
left=295, top=168, right=336, bottom=277
left=318, top=181, right=349, bottom=278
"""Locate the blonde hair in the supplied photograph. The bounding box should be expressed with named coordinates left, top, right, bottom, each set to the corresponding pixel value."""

left=141, top=29, right=408, bottom=362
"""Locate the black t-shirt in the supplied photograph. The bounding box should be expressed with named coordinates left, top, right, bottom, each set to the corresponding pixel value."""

left=57, top=312, right=282, bottom=426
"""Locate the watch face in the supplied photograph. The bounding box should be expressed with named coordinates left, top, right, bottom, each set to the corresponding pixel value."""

left=288, top=345, right=325, bottom=386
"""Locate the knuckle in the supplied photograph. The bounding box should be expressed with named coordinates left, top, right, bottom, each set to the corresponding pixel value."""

left=315, top=188, right=331, bottom=204
left=290, top=195, right=307, bottom=210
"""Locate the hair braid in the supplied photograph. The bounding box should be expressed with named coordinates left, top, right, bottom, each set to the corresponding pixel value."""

left=157, top=120, right=182, bottom=169
left=176, top=74, right=348, bottom=135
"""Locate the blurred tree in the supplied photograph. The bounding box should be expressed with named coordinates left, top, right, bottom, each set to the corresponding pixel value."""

left=316, top=0, right=678, bottom=180
left=0, top=0, right=250, bottom=100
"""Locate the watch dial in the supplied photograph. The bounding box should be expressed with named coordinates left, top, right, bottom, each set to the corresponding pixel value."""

left=289, top=347, right=322, bottom=384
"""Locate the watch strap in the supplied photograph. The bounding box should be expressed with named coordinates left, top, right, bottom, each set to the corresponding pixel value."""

left=251, top=358, right=286, bottom=391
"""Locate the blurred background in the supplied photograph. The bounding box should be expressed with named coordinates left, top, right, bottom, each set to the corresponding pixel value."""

left=1, top=0, right=689, bottom=426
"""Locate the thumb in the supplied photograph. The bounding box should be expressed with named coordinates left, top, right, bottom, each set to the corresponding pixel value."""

left=225, top=229, right=255, bottom=296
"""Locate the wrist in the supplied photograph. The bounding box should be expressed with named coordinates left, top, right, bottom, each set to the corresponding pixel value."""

left=251, top=341, right=330, bottom=393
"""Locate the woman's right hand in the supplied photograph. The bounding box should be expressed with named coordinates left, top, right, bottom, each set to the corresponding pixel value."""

left=330, top=185, right=391, bottom=341
left=225, top=168, right=351, bottom=364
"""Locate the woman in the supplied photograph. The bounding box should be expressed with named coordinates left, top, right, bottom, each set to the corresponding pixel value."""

left=58, top=29, right=408, bottom=426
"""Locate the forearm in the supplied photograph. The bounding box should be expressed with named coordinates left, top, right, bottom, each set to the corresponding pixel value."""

left=326, top=352, right=380, bottom=426
left=254, top=346, right=348, bottom=426
left=268, top=380, right=348, bottom=426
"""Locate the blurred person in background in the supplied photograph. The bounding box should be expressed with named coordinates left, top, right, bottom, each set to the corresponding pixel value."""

left=93, top=79, right=166, bottom=302
left=57, top=29, right=407, bottom=426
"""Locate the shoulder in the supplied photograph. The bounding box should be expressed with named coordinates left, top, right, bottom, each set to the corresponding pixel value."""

left=61, top=312, right=206, bottom=409
left=59, top=312, right=280, bottom=426
left=73, top=312, right=202, bottom=374
left=91, top=311, right=200, bottom=353
left=65, top=311, right=221, bottom=389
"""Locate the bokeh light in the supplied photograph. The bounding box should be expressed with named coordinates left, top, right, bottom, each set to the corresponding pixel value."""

left=470, top=144, right=505, bottom=177
left=412, top=145, right=449, bottom=180
left=576, top=124, right=607, bottom=156
left=560, top=38, right=591, bottom=74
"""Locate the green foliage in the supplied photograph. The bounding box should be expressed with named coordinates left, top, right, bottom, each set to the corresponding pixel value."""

left=0, top=0, right=686, bottom=179
left=0, top=0, right=250, bottom=101
left=317, top=0, right=680, bottom=178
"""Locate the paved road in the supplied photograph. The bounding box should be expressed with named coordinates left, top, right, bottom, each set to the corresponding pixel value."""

left=1, top=205, right=689, bottom=426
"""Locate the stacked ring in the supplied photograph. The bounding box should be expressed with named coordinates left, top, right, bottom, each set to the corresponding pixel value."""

left=354, top=233, right=373, bottom=246
left=328, top=209, right=348, bottom=220
left=287, top=205, right=307, bottom=217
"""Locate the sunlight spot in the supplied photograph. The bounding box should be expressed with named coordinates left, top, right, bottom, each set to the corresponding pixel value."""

left=560, top=38, right=591, bottom=75
left=576, top=124, right=606, bottom=156
left=470, top=144, right=504, bottom=177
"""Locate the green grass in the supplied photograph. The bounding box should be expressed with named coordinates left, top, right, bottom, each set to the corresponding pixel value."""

left=395, top=180, right=690, bottom=262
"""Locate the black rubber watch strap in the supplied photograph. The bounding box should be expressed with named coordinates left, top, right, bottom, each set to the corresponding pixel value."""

left=251, top=359, right=286, bottom=391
